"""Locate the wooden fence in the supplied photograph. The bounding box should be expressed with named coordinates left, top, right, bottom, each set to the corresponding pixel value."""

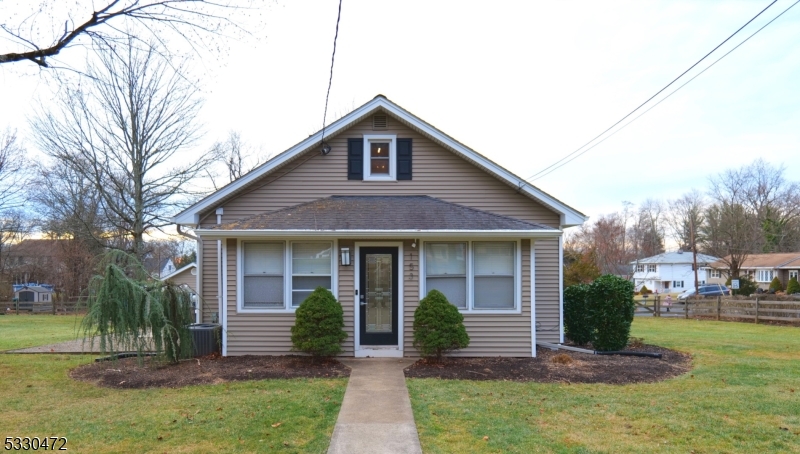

left=636, top=295, right=800, bottom=323
left=689, top=297, right=800, bottom=323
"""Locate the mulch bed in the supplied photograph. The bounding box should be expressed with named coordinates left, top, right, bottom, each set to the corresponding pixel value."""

left=70, top=354, right=350, bottom=389
left=404, top=344, right=691, bottom=384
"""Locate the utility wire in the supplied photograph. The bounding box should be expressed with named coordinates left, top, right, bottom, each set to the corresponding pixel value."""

left=320, top=0, right=344, bottom=149
left=529, top=0, right=800, bottom=182
left=526, top=0, right=779, bottom=181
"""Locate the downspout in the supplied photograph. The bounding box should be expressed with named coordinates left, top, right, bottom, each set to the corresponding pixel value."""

left=216, top=208, right=224, bottom=327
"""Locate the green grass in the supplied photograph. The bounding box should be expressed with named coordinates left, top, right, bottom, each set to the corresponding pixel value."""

left=408, top=318, right=800, bottom=453
left=1, top=354, right=347, bottom=453
left=0, top=314, right=83, bottom=351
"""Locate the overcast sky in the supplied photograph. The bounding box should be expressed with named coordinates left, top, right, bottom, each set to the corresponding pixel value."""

left=2, top=0, right=799, bottom=224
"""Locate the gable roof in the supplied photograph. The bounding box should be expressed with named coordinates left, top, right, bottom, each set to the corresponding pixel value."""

left=633, top=251, right=720, bottom=266
left=161, top=262, right=197, bottom=281
left=207, top=196, right=557, bottom=232
left=173, top=95, right=586, bottom=227
left=710, top=253, right=800, bottom=270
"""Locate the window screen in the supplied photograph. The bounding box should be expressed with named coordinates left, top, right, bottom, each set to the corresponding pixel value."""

left=243, top=242, right=284, bottom=308
left=291, top=242, right=332, bottom=306
left=425, top=243, right=467, bottom=308
left=473, top=242, right=515, bottom=309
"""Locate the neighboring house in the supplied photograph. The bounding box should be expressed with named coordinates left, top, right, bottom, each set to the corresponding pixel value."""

left=162, top=262, right=199, bottom=323
left=707, top=253, right=800, bottom=291
left=160, top=258, right=177, bottom=278
left=3, top=239, right=59, bottom=284
left=631, top=251, right=720, bottom=293
left=172, top=95, right=586, bottom=358
left=14, top=284, right=54, bottom=303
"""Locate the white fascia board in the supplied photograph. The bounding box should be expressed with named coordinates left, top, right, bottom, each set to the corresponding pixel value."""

left=174, top=96, right=586, bottom=227
left=377, top=102, right=587, bottom=227
left=172, top=97, right=388, bottom=225
left=160, top=262, right=197, bottom=281
left=194, top=229, right=563, bottom=239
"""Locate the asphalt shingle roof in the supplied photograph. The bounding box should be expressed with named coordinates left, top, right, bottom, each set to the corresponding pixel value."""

left=212, top=196, right=556, bottom=231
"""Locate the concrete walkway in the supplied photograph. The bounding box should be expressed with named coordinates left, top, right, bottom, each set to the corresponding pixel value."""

left=328, top=358, right=422, bottom=454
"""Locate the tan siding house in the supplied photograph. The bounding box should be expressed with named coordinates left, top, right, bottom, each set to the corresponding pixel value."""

left=174, top=96, right=585, bottom=357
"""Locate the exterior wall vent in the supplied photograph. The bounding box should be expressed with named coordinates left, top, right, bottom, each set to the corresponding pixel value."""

left=372, top=114, right=388, bottom=130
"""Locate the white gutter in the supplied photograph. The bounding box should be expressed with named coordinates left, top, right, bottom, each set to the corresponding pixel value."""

left=193, top=229, right=563, bottom=239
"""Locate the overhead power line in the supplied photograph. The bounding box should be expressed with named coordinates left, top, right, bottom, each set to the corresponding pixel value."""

left=320, top=0, right=344, bottom=154
left=526, top=0, right=782, bottom=181
left=528, top=0, right=800, bottom=182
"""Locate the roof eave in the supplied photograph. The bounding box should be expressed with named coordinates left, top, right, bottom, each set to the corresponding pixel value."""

left=194, top=229, right=563, bottom=239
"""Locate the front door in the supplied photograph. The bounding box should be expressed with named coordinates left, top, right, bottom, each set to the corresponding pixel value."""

left=359, top=247, right=399, bottom=346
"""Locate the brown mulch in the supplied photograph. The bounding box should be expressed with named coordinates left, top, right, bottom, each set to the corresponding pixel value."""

left=404, top=344, right=691, bottom=384
left=70, top=354, right=350, bottom=389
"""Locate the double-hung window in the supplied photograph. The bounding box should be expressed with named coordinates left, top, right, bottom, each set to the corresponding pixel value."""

left=243, top=242, right=284, bottom=309
left=291, top=242, right=333, bottom=307
left=635, top=264, right=644, bottom=273
left=363, top=135, right=396, bottom=180
left=425, top=243, right=467, bottom=309
left=424, top=241, right=519, bottom=312
left=710, top=269, right=721, bottom=278
left=241, top=241, right=334, bottom=311
left=790, top=270, right=798, bottom=280
left=647, top=264, right=657, bottom=273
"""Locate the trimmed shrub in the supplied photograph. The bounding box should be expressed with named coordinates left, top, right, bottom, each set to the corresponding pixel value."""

left=590, top=275, right=635, bottom=352
left=563, top=284, right=593, bottom=345
left=639, top=285, right=652, bottom=295
left=413, top=290, right=469, bottom=360
left=725, top=276, right=759, bottom=296
left=787, top=276, right=800, bottom=295
left=291, top=287, right=347, bottom=357
left=769, top=276, right=783, bottom=293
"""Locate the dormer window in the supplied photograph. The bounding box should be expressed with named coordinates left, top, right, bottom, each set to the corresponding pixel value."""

left=363, top=135, right=396, bottom=180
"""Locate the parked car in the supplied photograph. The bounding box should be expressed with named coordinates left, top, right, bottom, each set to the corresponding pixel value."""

left=677, top=284, right=730, bottom=301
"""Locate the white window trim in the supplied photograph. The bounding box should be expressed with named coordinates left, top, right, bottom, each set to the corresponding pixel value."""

left=756, top=269, right=774, bottom=283
left=790, top=270, right=798, bottom=279
left=363, top=134, right=397, bottom=181
left=236, top=239, right=338, bottom=313
left=421, top=239, right=522, bottom=314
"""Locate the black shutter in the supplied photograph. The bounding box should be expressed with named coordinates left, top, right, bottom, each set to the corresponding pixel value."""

left=397, top=138, right=412, bottom=180
left=348, top=138, right=363, bottom=180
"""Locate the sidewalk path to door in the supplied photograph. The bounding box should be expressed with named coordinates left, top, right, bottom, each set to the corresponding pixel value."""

left=328, top=358, right=423, bottom=454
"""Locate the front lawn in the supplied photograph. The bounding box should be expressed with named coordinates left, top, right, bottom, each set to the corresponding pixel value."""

left=0, top=314, right=82, bottom=351
left=408, top=318, right=800, bottom=453
left=1, top=354, right=347, bottom=453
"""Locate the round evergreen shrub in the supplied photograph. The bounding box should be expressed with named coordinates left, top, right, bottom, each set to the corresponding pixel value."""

left=769, top=276, right=783, bottom=293
left=563, top=284, right=594, bottom=345
left=589, top=275, right=635, bottom=352
left=291, top=287, right=347, bottom=357
left=413, top=289, right=469, bottom=361
left=787, top=276, right=800, bottom=295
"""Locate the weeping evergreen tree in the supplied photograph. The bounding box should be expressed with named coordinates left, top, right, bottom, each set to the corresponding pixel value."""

left=80, top=250, right=193, bottom=363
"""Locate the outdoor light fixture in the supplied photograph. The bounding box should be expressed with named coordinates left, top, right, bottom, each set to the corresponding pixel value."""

left=321, top=142, right=332, bottom=155
left=341, top=247, right=351, bottom=266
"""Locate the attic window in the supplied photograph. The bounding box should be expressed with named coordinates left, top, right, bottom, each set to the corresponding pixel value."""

left=363, top=135, right=397, bottom=180
left=372, top=114, right=387, bottom=129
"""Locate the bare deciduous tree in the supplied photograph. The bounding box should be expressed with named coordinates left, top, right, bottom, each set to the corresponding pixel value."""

left=1, top=1, right=250, bottom=68
left=667, top=190, right=705, bottom=252
left=629, top=199, right=665, bottom=259
left=0, top=129, right=27, bottom=211
left=32, top=41, right=216, bottom=260
left=209, top=131, right=268, bottom=187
